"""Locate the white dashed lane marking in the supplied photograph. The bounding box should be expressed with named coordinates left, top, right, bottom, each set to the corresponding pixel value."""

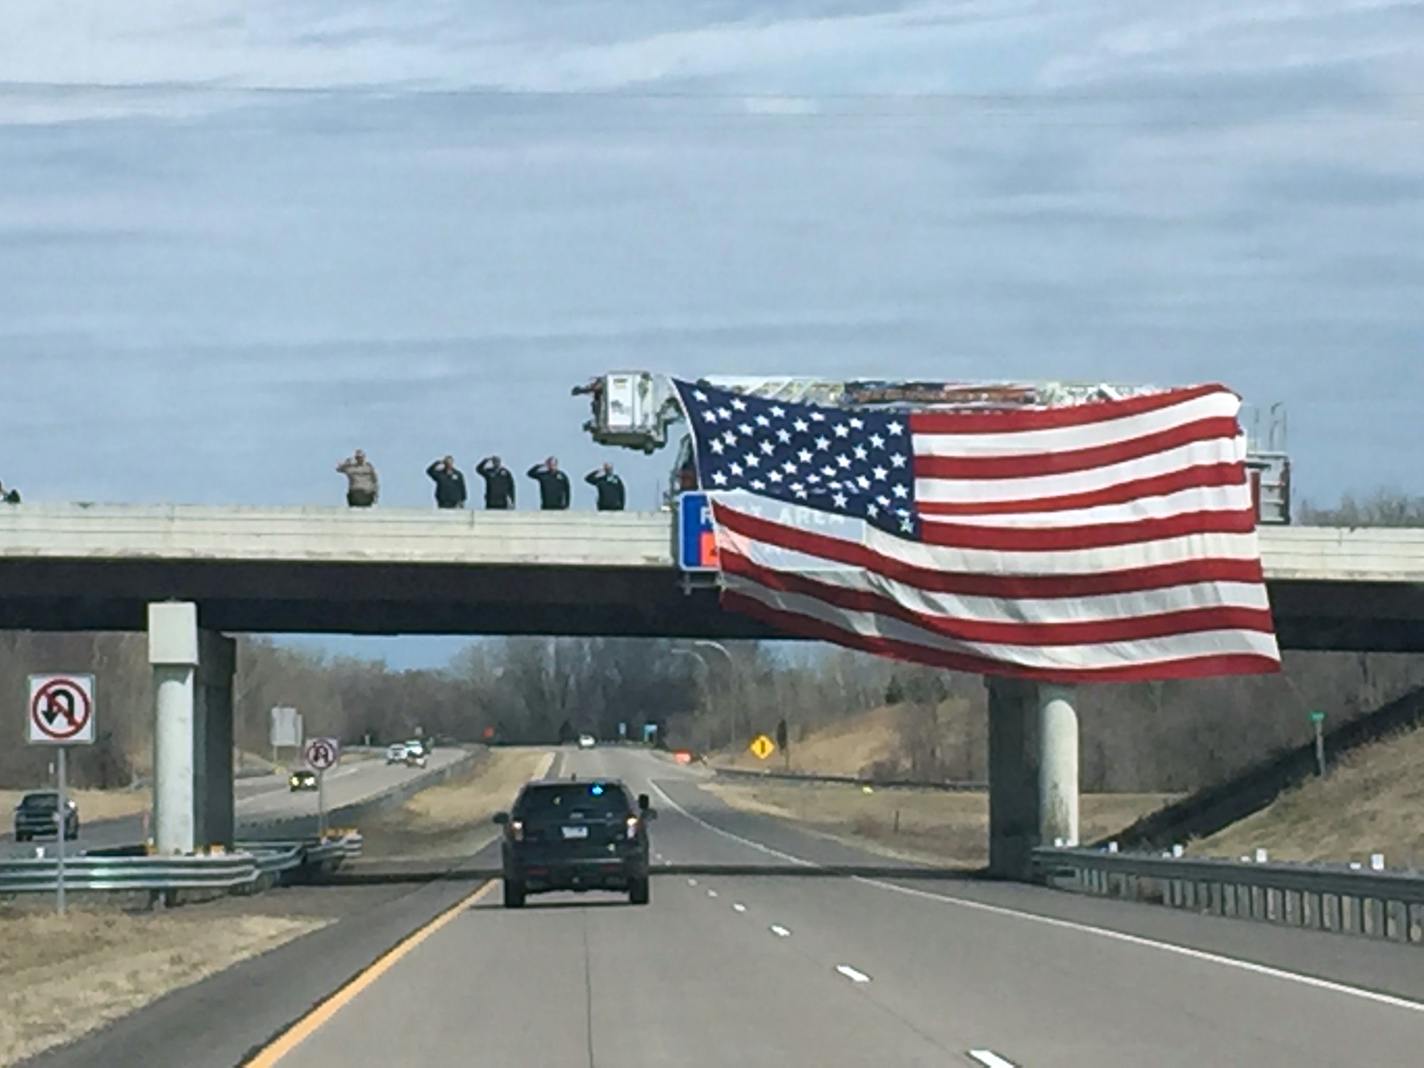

left=769, top=925, right=791, bottom=938
left=732, top=902, right=747, bottom=913
left=968, top=1051, right=1018, bottom=1068
left=835, top=964, right=871, bottom=984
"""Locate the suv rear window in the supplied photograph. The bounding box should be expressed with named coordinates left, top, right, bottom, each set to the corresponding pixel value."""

left=21, top=793, right=59, bottom=810
left=515, top=783, right=630, bottom=821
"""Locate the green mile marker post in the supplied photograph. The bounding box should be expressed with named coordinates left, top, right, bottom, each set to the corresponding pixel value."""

left=1310, top=710, right=1326, bottom=776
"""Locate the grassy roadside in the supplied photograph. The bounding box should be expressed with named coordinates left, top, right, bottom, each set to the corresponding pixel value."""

left=0, top=788, right=149, bottom=824
left=0, top=906, right=323, bottom=1066
left=357, top=748, right=554, bottom=858
left=705, top=779, right=1178, bottom=867
left=1190, top=726, right=1424, bottom=867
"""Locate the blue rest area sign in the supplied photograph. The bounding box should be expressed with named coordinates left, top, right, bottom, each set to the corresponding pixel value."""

left=677, top=492, right=719, bottom=572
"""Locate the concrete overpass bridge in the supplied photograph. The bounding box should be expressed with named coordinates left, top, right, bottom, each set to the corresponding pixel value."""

left=3, top=503, right=1422, bottom=876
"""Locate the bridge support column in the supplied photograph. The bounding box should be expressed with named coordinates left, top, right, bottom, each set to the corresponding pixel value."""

left=148, top=603, right=235, bottom=854
left=987, top=677, right=1079, bottom=879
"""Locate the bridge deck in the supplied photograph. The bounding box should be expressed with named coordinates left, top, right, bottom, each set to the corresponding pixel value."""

left=0, top=505, right=1421, bottom=648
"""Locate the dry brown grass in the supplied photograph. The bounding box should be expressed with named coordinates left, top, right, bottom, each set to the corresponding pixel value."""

left=706, top=780, right=1178, bottom=866
left=0, top=906, right=322, bottom=1066
left=0, top=788, right=149, bottom=823
left=1192, top=726, right=1424, bottom=867
left=358, top=748, right=554, bottom=858
left=715, top=705, right=905, bottom=775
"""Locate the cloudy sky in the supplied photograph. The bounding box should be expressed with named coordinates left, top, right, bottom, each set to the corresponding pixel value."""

left=2, top=2, right=1420, bottom=664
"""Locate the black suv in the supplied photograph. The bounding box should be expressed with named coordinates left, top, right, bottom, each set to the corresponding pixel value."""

left=13, top=791, right=79, bottom=841
left=494, top=779, right=656, bottom=908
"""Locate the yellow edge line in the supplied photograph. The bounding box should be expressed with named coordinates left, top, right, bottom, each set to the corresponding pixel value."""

left=247, top=879, right=495, bottom=1067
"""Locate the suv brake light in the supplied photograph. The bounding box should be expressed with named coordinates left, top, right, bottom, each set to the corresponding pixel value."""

left=625, top=816, right=640, bottom=840
left=510, top=819, right=525, bottom=842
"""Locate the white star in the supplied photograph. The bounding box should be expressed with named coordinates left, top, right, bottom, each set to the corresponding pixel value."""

left=798, top=448, right=813, bottom=464
left=755, top=414, right=770, bottom=427
left=793, top=419, right=810, bottom=434
left=814, top=436, right=830, bottom=451
left=821, top=465, right=836, bottom=478
left=722, top=431, right=738, bottom=447
left=833, top=423, right=850, bottom=439
left=806, top=473, right=821, bottom=484
left=759, top=440, right=775, bottom=455
left=770, top=405, right=785, bottom=418
left=832, top=492, right=848, bottom=509
left=744, top=454, right=760, bottom=469
left=896, top=507, right=910, bottom=517
left=853, top=445, right=868, bottom=461
left=836, top=454, right=852, bottom=469
left=739, top=423, right=753, bottom=436
left=750, top=479, right=765, bottom=490
left=731, top=397, right=747, bottom=411
left=693, top=389, right=708, bottom=402
left=729, top=462, right=743, bottom=477
left=775, top=428, right=792, bottom=444
left=810, top=410, right=826, bottom=422
left=890, top=454, right=907, bottom=468
left=856, top=475, right=871, bottom=490
left=887, top=420, right=904, bottom=436
left=849, top=417, right=864, bottom=429
left=701, top=410, right=719, bottom=424
left=767, top=470, right=783, bottom=484
left=877, top=494, right=891, bottom=507
left=872, top=465, right=887, bottom=480
left=794, top=487, right=809, bottom=500
left=709, top=440, right=725, bottom=455
left=869, top=434, right=885, bottom=449
left=790, top=482, right=804, bottom=494
left=900, top=516, right=914, bottom=533
left=717, top=407, right=732, bottom=420
left=892, top=484, right=909, bottom=498
left=782, top=460, right=797, bottom=474
left=711, top=471, right=728, bottom=486
left=866, top=503, right=879, bottom=518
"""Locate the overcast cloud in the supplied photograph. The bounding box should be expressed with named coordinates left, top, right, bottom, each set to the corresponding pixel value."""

left=1, top=2, right=1420, bottom=664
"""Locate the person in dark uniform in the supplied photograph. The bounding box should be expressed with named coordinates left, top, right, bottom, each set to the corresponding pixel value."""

left=0, top=481, right=19, bottom=504
left=475, top=456, right=516, bottom=509
left=527, top=456, right=571, bottom=510
left=426, top=456, right=467, bottom=509
left=585, top=463, right=626, bottom=511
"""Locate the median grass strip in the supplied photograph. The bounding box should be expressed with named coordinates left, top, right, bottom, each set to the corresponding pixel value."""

left=0, top=905, right=324, bottom=1067
left=356, top=748, right=553, bottom=858
left=705, top=779, right=1178, bottom=866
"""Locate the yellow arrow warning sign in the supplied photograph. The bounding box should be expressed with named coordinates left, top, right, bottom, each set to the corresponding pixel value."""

left=748, top=734, right=776, bottom=761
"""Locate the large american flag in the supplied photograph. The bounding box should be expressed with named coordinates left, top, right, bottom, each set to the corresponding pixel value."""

left=673, top=378, right=1280, bottom=683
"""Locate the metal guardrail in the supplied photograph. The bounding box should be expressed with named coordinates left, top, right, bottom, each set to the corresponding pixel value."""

left=710, top=764, right=986, bottom=792
left=1035, top=847, right=1424, bottom=945
left=0, top=833, right=363, bottom=896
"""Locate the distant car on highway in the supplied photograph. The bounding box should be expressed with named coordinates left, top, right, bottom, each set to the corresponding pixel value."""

left=404, top=750, right=428, bottom=769
left=404, top=739, right=428, bottom=759
left=289, top=769, right=318, bottom=791
left=576, top=734, right=596, bottom=749
left=494, top=779, right=655, bottom=908
left=385, top=743, right=408, bottom=764
left=13, top=791, right=79, bottom=841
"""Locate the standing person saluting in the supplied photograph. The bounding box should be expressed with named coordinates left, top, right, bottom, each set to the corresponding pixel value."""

left=426, top=455, right=468, bottom=509
left=527, top=456, right=571, bottom=510
left=475, top=456, right=516, bottom=510
left=585, top=462, right=626, bottom=512
left=336, top=449, right=379, bottom=507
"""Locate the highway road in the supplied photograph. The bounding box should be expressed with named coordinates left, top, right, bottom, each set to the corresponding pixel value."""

left=233, top=746, right=1424, bottom=1068
left=0, top=748, right=468, bottom=858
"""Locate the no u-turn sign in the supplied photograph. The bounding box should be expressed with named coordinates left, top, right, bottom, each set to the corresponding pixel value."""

left=28, top=674, right=97, bottom=745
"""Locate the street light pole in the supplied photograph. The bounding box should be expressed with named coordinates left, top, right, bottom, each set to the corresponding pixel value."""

left=670, top=648, right=715, bottom=749
left=688, top=641, right=738, bottom=748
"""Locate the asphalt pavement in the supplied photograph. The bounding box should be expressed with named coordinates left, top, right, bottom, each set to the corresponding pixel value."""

left=0, top=748, right=467, bottom=858
left=255, top=746, right=1424, bottom=1068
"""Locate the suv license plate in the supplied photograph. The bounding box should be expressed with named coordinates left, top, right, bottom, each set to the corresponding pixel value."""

left=561, top=825, right=589, bottom=840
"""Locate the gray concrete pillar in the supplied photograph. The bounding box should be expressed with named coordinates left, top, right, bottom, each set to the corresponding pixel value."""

left=987, top=677, right=1081, bottom=879
left=148, top=603, right=235, bottom=854
left=987, top=676, right=1037, bottom=879
left=1038, top=684, right=1079, bottom=848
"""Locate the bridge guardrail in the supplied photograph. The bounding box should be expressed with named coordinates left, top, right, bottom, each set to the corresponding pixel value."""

left=1034, top=846, right=1424, bottom=945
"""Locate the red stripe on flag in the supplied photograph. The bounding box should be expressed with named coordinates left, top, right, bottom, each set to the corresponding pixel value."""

left=913, top=417, right=1241, bottom=480
left=917, top=462, right=1247, bottom=516
left=720, top=549, right=1276, bottom=647
left=917, top=508, right=1259, bottom=551
left=722, top=589, right=1281, bottom=683
left=711, top=503, right=1266, bottom=598
left=909, top=384, right=1232, bottom=435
